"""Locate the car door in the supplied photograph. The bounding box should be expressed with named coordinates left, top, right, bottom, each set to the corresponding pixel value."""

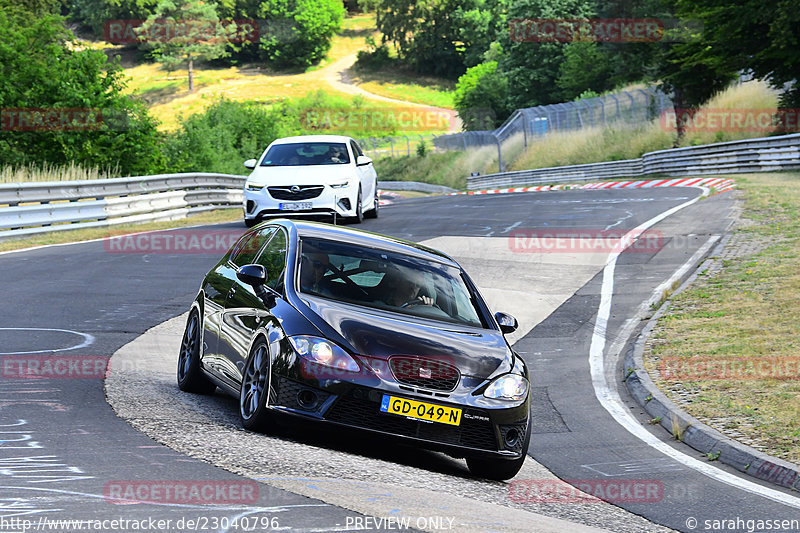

left=219, top=228, right=288, bottom=385
left=351, top=139, right=376, bottom=206
left=204, top=226, right=275, bottom=386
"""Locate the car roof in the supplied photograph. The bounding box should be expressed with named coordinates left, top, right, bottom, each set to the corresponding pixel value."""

left=267, top=219, right=459, bottom=267
left=270, top=135, right=354, bottom=145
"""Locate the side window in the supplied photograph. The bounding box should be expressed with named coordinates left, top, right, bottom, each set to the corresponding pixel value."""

left=256, top=230, right=288, bottom=291
left=231, top=227, right=276, bottom=267
left=350, top=140, right=364, bottom=158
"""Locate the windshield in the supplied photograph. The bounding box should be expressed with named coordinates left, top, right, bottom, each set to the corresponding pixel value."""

left=260, top=142, right=350, bottom=166
left=297, top=238, right=485, bottom=328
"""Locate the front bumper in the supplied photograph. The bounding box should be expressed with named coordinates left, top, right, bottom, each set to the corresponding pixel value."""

left=268, top=374, right=530, bottom=459
left=244, top=184, right=358, bottom=222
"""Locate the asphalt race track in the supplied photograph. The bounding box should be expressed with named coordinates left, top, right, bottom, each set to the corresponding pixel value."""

left=2, top=187, right=799, bottom=532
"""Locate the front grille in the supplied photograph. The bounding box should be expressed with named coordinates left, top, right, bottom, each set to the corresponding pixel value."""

left=389, top=356, right=460, bottom=392
left=325, top=387, right=497, bottom=451
left=268, top=186, right=324, bottom=200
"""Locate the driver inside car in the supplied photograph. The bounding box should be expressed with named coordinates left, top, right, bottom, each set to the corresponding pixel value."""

left=299, top=249, right=334, bottom=296
left=379, top=265, right=434, bottom=308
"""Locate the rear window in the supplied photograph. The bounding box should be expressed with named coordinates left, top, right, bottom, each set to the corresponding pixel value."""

left=260, top=142, right=350, bottom=166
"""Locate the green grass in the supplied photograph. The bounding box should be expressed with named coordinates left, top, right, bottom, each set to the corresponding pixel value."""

left=351, top=67, right=456, bottom=109
left=373, top=145, right=500, bottom=190
left=643, top=172, right=800, bottom=464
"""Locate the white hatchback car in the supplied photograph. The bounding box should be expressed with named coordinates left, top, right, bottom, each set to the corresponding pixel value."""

left=242, top=135, right=379, bottom=227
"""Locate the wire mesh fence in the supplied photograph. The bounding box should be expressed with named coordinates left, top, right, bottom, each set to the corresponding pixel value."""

left=357, top=86, right=673, bottom=174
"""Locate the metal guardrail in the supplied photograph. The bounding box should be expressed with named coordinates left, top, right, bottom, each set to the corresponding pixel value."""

left=467, top=133, right=800, bottom=189
left=0, top=173, right=247, bottom=240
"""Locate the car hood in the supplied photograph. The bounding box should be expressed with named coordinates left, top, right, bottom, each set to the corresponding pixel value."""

left=247, top=164, right=354, bottom=186
left=300, top=297, right=512, bottom=379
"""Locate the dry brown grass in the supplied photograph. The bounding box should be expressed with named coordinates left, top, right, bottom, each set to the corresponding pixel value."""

left=0, top=209, right=242, bottom=252
left=644, top=172, right=800, bottom=464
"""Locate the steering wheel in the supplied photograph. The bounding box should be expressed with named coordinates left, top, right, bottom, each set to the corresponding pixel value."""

left=401, top=296, right=442, bottom=310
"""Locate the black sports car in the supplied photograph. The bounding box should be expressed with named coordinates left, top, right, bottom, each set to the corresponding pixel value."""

left=178, top=219, right=530, bottom=480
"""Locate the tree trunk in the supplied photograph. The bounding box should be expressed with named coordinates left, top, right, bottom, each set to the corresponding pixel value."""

left=188, top=55, right=194, bottom=92
left=672, top=87, right=685, bottom=148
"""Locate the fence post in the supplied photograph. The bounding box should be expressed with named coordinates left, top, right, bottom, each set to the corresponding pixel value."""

left=522, top=111, right=528, bottom=148
left=389, top=137, right=394, bottom=157
left=404, top=135, right=410, bottom=156
left=495, top=134, right=503, bottom=173
left=626, top=91, right=635, bottom=120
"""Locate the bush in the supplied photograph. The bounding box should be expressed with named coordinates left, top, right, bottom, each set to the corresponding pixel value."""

left=0, top=1, right=165, bottom=175
left=453, top=61, right=510, bottom=130
left=257, top=0, right=345, bottom=68
left=164, top=99, right=296, bottom=174
left=355, top=37, right=394, bottom=70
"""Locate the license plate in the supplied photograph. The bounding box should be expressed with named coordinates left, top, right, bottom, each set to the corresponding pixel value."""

left=380, top=395, right=461, bottom=426
left=279, top=202, right=312, bottom=211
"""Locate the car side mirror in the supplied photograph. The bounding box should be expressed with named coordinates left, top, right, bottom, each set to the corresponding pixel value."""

left=356, top=155, right=372, bottom=167
left=495, top=312, right=518, bottom=334
left=243, top=159, right=257, bottom=170
left=237, top=264, right=266, bottom=286
left=236, top=264, right=275, bottom=307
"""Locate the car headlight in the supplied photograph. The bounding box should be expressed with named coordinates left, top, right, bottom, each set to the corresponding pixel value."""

left=483, top=374, right=528, bottom=401
left=330, top=181, right=350, bottom=189
left=245, top=182, right=264, bottom=191
left=288, top=336, right=359, bottom=372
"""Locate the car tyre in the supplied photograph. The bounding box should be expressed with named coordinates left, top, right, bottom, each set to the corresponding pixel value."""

left=239, top=338, right=273, bottom=432
left=365, top=185, right=379, bottom=219
left=466, top=422, right=530, bottom=481
left=177, top=309, right=216, bottom=395
left=244, top=217, right=259, bottom=228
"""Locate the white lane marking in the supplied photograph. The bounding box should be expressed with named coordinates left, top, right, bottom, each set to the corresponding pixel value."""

left=502, top=221, right=522, bottom=234
left=604, top=210, right=633, bottom=231
left=589, top=188, right=800, bottom=510
left=0, top=328, right=94, bottom=355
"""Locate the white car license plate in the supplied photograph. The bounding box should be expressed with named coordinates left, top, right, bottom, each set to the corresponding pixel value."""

left=279, top=202, right=312, bottom=211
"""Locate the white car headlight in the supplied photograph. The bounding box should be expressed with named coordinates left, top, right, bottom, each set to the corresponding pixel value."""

left=245, top=182, right=264, bottom=191
left=330, top=181, right=350, bottom=189
left=483, top=374, right=528, bottom=401
left=288, top=336, right=359, bottom=372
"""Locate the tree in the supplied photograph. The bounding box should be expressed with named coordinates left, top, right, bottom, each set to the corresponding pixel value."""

left=670, top=0, right=800, bottom=109
left=500, top=0, right=595, bottom=109
left=454, top=61, right=511, bottom=130
left=376, top=0, right=507, bottom=77
left=555, top=42, right=616, bottom=101
left=137, top=0, right=236, bottom=92
left=0, top=0, right=164, bottom=174
left=70, top=0, right=160, bottom=36
left=257, top=0, right=345, bottom=68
